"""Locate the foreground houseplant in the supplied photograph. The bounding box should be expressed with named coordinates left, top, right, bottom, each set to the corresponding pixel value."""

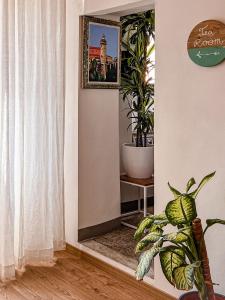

left=120, top=10, right=155, bottom=179
left=134, top=172, right=225, bottom=300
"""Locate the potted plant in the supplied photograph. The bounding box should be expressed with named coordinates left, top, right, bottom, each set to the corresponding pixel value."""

left=120, top=10, right=155, bottom=179
left=134, top=172, right=225, bottom=300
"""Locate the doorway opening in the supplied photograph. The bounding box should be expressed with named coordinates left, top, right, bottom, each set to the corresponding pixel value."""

left=78, top=3, right=155, bottom=281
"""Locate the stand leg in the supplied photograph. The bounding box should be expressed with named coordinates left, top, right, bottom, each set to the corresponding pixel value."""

left=144, top=187, right=147, bottom=217
left=138, top=187, right=141, bottom=212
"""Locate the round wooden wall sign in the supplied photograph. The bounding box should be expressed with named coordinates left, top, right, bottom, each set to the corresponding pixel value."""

left=187, top=20, right=225, bottom=67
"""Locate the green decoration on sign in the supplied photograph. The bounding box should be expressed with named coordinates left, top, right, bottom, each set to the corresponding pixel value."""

left=187, top=20, right=225, bottom=67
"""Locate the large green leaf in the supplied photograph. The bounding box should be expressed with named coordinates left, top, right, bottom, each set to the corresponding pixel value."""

left=134, top=213, right=168, bottom=241
left=134, top=217, right=154, bottom=241
left=173, top=262, right=200, bottom=290
left=165, top=195, right=197, bottom=225
left=159, top=246, right=185, bottom=286
left=163, top=227, right=191, bottom=243
left=135, top=229, right=163, bottom=253
left=136, top=238, right=163, bottom=280
left=190, top=172, right=216, bottom=199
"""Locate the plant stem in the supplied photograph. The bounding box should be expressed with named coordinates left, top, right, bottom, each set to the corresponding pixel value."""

left=195, top=267, right=208, bottom=300
left=198, top=282, right=208, bottom=300
left=186, top=232, right=208, bottom=299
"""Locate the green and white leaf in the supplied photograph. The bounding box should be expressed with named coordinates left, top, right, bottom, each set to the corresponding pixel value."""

left=154, top=219, right=169, bottom=226
left=159, top=246, right=185, bottom=286
left=186, top=178, right=196, bottom=192
left=190, top=172, right=216, bottom=199
left=153, top=212, right=168, bottom=221
left=173, top=262, right=200, bottom=291
left=134, top=217, right=154, bottom=241
left=163, top=227, right=191, bottom=243
left=136, top=229, right=163, bottom=253
left=135, top=212, right=168, bottom=241
left=136, top=238, right=163, bottom=280
left=165, top=195, right=197, bottom=226
left=148, top=223, right=165, bottom=234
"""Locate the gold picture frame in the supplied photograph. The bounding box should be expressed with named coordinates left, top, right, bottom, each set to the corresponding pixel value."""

left=81, top=16, right=121, bottom=89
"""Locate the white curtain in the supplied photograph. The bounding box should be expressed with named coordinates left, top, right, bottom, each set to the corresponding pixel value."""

left=0, top=0, right=65, bottom=280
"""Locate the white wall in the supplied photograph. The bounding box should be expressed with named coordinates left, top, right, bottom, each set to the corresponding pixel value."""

left=78, top=15, right=121, bottom=229
left=64, top=0, right=84, bottom=245
left=66, top=0, right=225, bottom=296
left=155, top=0, right=225, bottom=296
left=78, top=90, right=121, bottom=228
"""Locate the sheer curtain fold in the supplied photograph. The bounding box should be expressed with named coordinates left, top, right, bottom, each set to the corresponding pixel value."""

left=0, top=0, right=66, bottom=280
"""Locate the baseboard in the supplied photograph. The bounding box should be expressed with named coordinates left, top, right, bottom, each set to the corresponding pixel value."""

left=66, top=243, right=176, bottom=300
left=78, top=217, right=121, bottom=241
left=121, top=197, right=154, bottom=214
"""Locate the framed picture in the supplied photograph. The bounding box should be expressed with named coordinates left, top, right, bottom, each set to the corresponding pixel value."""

left=82, top=16, right=121, bottom=89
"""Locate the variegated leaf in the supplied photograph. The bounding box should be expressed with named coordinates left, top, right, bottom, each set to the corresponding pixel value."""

left=159, top=246, right=185, bottom=286
left=134, top=217, right=154, bottom=241
left=135, top=229, right=163, bottom=253
left=153, top=212, right=168, bottom=221
left=134, top=212, right=168, bottom=241
left=163, top=227, right=191, bottom=243
left=136, top=238, right=163, bottom=280
left=165, top=195, right=197, bottom=226
left=173, top=262, right=200, bottom=291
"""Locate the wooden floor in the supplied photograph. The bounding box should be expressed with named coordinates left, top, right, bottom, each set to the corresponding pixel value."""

left=0, top=251, right=172, bottom=300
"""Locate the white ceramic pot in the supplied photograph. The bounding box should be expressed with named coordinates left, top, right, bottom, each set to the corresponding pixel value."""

left=122, top=143, right=154, bottom=179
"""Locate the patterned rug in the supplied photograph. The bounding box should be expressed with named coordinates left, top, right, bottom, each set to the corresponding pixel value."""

left=81, top=211, right=154, bottom=278
left=93, top=225, right=137, bottom=259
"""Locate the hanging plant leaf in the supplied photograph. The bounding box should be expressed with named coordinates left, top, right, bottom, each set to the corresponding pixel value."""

left=165, top=195, right=197, bottom=226
left=135, top=228, right=163, bottom=253
left=163, top=227, right=191, bottom=243
left=134, top=213, right=168, bottom=241
left=136, top=238, right=163, bottom=280
left=173, top=262, right=200, bottom=290
left=159, top=246, right=185, bottom=286
left=190, top=172, right=216, bottom=199
left=134, top=217, right=154, bottom=241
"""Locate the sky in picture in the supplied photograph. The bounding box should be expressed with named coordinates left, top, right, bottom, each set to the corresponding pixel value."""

left=89, top=23, right=119, bottom=58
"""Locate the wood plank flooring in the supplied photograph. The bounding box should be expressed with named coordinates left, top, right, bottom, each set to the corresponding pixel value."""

left=0, top=251, right=173, bottom=300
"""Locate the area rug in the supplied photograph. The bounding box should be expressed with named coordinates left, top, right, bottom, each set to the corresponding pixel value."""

left=81, top=212, right=154, bottom=278
left=92, top=225, right=137, bottom=259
